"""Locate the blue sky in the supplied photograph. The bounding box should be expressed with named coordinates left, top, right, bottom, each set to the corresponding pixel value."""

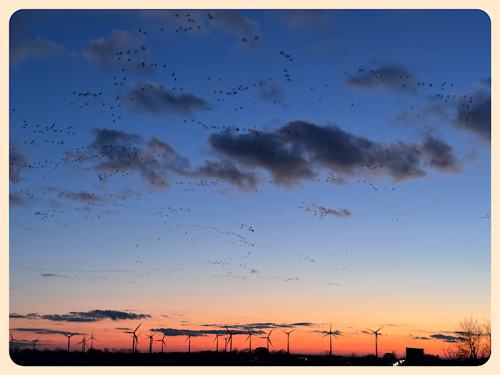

left=9, top=9, right=490, bottom=355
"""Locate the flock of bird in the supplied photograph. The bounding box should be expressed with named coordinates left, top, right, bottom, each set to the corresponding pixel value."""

left=9, top=10, right=489, bottom=324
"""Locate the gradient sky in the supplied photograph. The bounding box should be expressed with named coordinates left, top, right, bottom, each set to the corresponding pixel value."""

left=9, top=9, right=491, bottom=356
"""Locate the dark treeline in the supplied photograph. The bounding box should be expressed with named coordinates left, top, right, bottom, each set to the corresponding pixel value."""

left=10, top=347, right=489, bottom=366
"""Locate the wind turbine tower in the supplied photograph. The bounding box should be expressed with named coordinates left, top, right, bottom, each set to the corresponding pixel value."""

left=213, top=330, right=224, bottom=352
left=245, top=328, right=256, bottom=352
left=124, top=323, right=141, bottom=353
left=61, top=332, right=77, bottom=352
left=281, top=329, right=295, bottom=354
left=366, top=326, right=385, bottom=358
left=31, top=339, right=39, bottom=351
left=225, top=326, right=234, bottom=353
left=185, top=330, right=193, bottom=353
left=322, top=324, right=339, bottom=356
left=260, top=329, right=273, bottom=351
left=156, top=333, right=167, bottom=353
left=88, top=331, right=97, bottom=350
left=146, top=331, right=157, bottom=353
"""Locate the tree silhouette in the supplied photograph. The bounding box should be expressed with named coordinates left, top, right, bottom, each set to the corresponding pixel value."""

left=442, top=315, right=490, bottom=360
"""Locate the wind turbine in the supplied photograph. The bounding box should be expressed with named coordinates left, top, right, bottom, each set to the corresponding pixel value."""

left=322, top=324, right=339, bottom=356
left=260, top=329, right=273, bottom=351
left=224, top=326, right=233, bottom=352
left=224, top=337, right=228, bottom=352
left=10, top=333, right=18, bottom=352
left=145, top=331, right=157, bottom=353
left=88, top=331, right=97, bottom=350
left=31, top=339, right=39, bottom=351
left=245, top=328, right=256, bottom=352
left=61, top=332, right=77, bottom=352
left=156, top=333, right=167, bottom=353
left=213, top=330, right=224, bottom=352
left=134, top=333, right=141, bottom=352
left=281, top=329, right=295, bottom=354
left=77, top=336, right=88, bottom=352
left=124, top=323, right=141, bottom=353
left=366, top=325, right=384, bottom=358
left=185, top=330, right=193, bottom=353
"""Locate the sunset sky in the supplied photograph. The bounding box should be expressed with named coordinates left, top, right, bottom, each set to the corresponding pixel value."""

left=9, top=9, right=491, bottom=356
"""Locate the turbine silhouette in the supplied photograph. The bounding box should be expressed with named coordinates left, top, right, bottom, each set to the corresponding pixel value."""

left=9, top=333, right=18, bottom=352
left=225, top=326, right=234, bottom=352
left=155, top=333, right=167, bottom=353
left=145, top=331, right=157, bottom=353
left=260, top=329, right=273, bottom=351
left=245, top=328, right=256, bottom=352
left=61, top=332, right=77, bottom=352
left=123, top=323, right=141, bottom=353
left=88, top=331, right=97, bottom=350
left=134, top=333, right=142, bottom=352
left=31, top=339, right=39, bottom=351
left=366, top=325, right=384, bottom=358
left=281, top=329, right=295, bottom=354
left=185, top=330, right=193, bottom=353
left=322, top=324, right=339, bottom=356
left=76, top=336, right=88, bottom=352
left=213, top=330, right=224, bottom=352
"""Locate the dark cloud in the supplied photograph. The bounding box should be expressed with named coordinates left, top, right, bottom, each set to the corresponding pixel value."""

left=430, top=334, right=463, bottom=343
left=71, top=128, right=190, bottom=189
left=345, top=65, right=416, bottom=92
left=9, top=310, right=151, bottom=323
left=315, top=329, right=342, bottom=336
left=412, top=335, right=431, bottom=340
left=126, top=81, right=209, bottom=116
left=200, top=322, right=314, bottom=331
left=420, top=137, right=460, bottom=173
left=210, top=10, right=261, bottom=49
left=10, top=328, right=81, bottom=335
left=192, top=159, right=259, bottom=192
left=304, top=204, right=352, bottom=218
left=10, top=313, right=40, bottom=319
left=81, top=29, right=150, bottom=71
left=9, top=150, right=29, bottom=182
left=250, top=269, right=259, bottom=273
left=205, top=120, right=461, bottom=189
left=41, top=273, right=68, bottom=277
left=115, top=327, right=132, bottom=330
left=269, top=10, right=330, bottom=29
left=46, top=187, right=103, bottom=203
left=9, top=194, right=26, bottom=207
left=10, top=13, right=64, bottom=65
left=89, top=128, right=141, bottom=150
left=150, top=328, right=207, bottom=337
left=452, top=89, right=491, bottom=143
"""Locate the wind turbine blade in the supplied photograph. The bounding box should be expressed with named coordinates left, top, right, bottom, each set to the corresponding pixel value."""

left=245, top=336, right=250, bottom=342
left=134, top=323, right=142, bottom=332
left=376, top=325, right=385, bottom=333
left=185, top=337, right=189, bottom=342
left=322, top=333, right=329, bottom=337
left=366, top=329, right=375, bottom=333
left=290, top=330, right=295, bottom=334
left=268, top=338, right=273, bottom=347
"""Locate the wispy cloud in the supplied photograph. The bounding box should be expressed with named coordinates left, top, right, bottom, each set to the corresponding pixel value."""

left=345, top=65, right=416, bottom=93
left=10, top=13, right=63, bottom=65
left=10, top=310, right=151, bottom=322
left=126, top=81, right=209, bottom=116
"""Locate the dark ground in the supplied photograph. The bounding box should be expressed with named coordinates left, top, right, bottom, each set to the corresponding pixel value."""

left=10, top=349, right=489, bottom=366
